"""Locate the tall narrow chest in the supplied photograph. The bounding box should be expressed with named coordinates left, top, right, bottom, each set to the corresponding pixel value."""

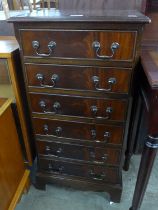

left=9, top=9, right=149, bottom=202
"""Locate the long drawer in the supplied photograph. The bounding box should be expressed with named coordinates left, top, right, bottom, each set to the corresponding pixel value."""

left=39, top=157, right=120, bottom=183
left=20, top=29, right=136, bottom=61
left=36, top=140, right=121, bottom=166
left=33, top=118, right=124, bottom=145
left=29, top=93, right=127, bottom=122
left=25, top=64, right=131, bottom=94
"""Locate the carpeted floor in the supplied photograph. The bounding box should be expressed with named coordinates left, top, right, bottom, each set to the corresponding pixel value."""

left=15, top=155, right=158, bottom=210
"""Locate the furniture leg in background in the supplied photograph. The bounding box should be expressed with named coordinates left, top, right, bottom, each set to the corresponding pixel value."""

left=130, top=88, right=158, bottom=210
left=123, top=89, right=143, bottom=171
left=129, top=135, right=158, bottom=210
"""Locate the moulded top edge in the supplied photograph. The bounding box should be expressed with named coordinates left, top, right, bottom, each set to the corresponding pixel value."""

left=7, top=9, right=150, bottom=24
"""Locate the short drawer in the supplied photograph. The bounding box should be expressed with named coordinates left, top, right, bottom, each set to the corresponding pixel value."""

left=39, top=158, right=119, bottom=183
left=20, top=29, right=136, bottom=61
left=26, top=64, right=131, bottom=94
left=36, top=140, right=121, bottom=166
left=29, top=93, right=127, bottom=122
left=33, top=118, right=124, bottom=145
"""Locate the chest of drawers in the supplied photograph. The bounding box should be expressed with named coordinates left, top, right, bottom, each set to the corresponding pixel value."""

left=9, top=9, right=149, bottom=203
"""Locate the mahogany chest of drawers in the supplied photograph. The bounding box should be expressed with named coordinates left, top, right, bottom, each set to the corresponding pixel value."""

left=9, top=9, right=149, bottom=203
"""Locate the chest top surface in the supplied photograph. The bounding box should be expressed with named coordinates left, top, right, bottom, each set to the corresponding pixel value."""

left=8, top=8, right=149, bottom=23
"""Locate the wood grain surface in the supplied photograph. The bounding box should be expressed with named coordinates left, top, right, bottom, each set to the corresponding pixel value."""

left=0, top=98, right=25, bottom=210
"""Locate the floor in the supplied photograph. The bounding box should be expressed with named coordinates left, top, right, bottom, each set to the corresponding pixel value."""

left=15, top=155, right=158, bottom=210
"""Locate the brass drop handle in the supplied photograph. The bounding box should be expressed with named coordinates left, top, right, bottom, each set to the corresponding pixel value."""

left=39, top=100, right=61, bottom=114
left=48, top=163, right=64, bottom=173
left=90, top=129, right=110, bottom=143
left=89, top=170, right=106, bottom=180
left=36, top=73, right=44, bottom=82
left=90, top=151, right=95, bottom=159
left=89, top=151, right=108, bottom=164
left=51, top=74, right=59, bottom=87
left=48, top=163, right=53, bottom=170
left=39, top=100, right=46, bottom=109
left=53, top=102, right=61, bottom=112
left=105, top=107, right=113, bottom=119
left=91, top=129, right=97, bottom=140
left=91, top=105, right=98, bottom=116
left=45, top=146, right=63, bottom=156
left=92, top=41, right=119, bottom=59
left=56, top=147, right=62, bottom=154
left=43, top=125, right=62, bottom=137
left=104, top=131, right=111, bottom=143
left=55, top=127, right=62, bottom=136
left=104, top=131, right=110, bottom=139
left=90, top=106, right=113, bottom=119
left=58, top=166, right=64, bottom=173
left=39, top=100, right=48, bottom=113
left=92, top=76, right=117, bottom=92
left=101, top=154, right=108, bottom=161
left=43, top=124, right=49, bottom=135
left=32, top=40, right=56, bottom=57
left=45, top=145, right=51, bottom=154
left=36, top=73, right=59, bottom=88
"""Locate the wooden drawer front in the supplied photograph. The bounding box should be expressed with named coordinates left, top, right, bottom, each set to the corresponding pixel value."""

left=33, top=118, right=124, bottom=145
left=26, top=64, right=131, bottom=94
left=39, top=158, right=119, bottom=183
left=36, top=140, right=121, bottom=166
left=30, top=93, right=127, bottom=121
left=20, top=30, right=136, bottom=61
